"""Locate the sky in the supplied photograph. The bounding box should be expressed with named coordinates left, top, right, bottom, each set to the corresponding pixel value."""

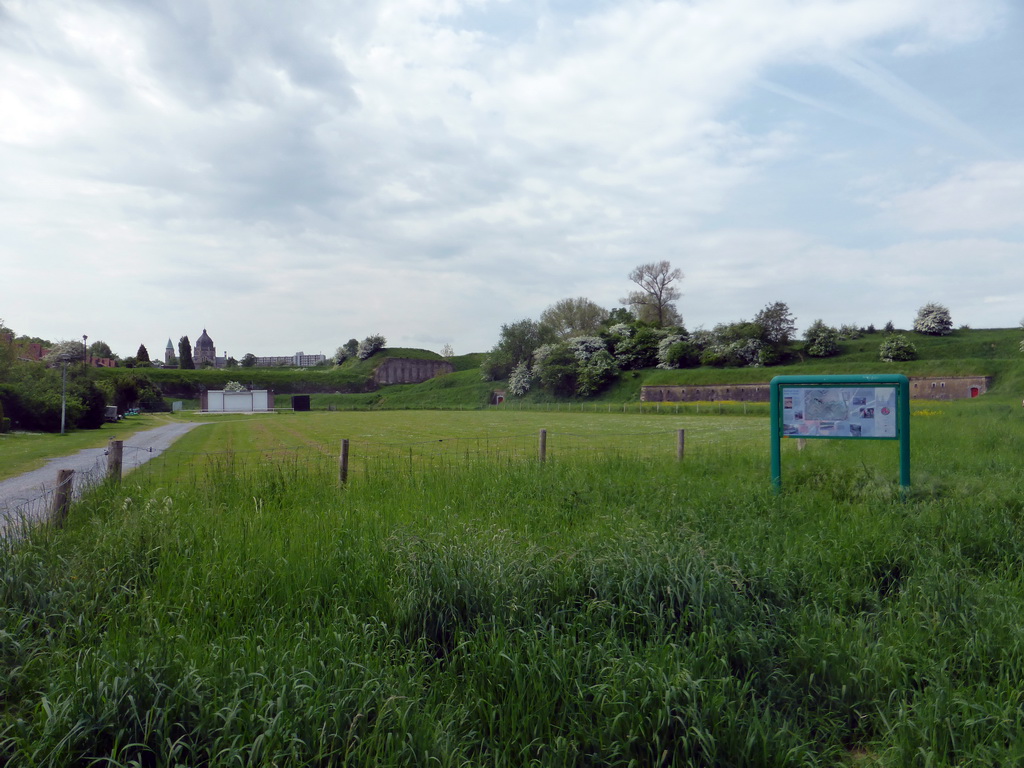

left=2, top=0, right=1022, bottom=360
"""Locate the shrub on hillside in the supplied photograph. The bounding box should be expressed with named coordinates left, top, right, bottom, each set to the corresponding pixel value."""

left=357, top=334, right=387, bottom=360
left=804, top=320, right=840, bottom=358
left=879, top=334, right=918, bottom=362
left=913, top=303, right=953, bottom=336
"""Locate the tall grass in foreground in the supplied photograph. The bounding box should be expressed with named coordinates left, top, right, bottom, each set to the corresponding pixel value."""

left=3, top=405, right=1024, bottom=765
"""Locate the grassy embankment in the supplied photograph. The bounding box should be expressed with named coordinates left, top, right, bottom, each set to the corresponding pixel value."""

left=4, top=402, right=1024, bottom=765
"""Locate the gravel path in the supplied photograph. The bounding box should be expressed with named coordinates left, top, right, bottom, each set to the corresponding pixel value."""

left=0, top=421, right=207, bottom=535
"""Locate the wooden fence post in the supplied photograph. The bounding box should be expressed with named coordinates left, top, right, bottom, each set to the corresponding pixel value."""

left=339, top=439, right=349, bottom=486
left=677, top=429, right=685, bottom=461
left=107, top=439, right=123, bottom=482
left=539, top=429, right=547, bottom=463
left=51, top=469, right=74, bottom=528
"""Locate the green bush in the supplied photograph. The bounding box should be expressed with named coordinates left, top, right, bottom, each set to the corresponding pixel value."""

left=879, top=334, right=918, bottom=362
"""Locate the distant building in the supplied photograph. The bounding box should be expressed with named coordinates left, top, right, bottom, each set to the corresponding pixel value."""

left=165, top=338, right=174, bottom=366
left=254, top=352, right=327, bottom=368
left=194, top=329, right=217, bottom=367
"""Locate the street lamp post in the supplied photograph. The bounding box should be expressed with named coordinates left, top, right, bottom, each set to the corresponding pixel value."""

left=60, top=361, right=68, bottom=435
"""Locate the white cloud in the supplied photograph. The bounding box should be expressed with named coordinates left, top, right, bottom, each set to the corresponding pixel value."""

left=0, top=0, right=1019, bottom=356
left=881, top=162, right=1024, bottom=233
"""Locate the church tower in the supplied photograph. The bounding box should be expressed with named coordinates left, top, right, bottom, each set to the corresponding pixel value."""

left=165, top=338, right=174, bottom=366
left=194, top=329, right=217, bottom=367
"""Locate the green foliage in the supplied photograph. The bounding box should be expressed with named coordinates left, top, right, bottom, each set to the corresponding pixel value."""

left=136, top=344, right=150, bottom=363
left=540, top=297, right=609, bottom=339
left=532, top=343, right=577, bottom=396
left=612, top=326, right=661, bottom=370
left=753, top=301, right=796, bottom=346
left=240, top=353, right=256, bottom=368
left=804, top=319, right=841, bottom=358
left=662, top=339, right=700, bottom=369
left=0, top=364, right=104, bottom=431
left=89, top=340, right=114, bottom=360
left=178, top=336, right=194, bottom=369
left=481, top=319, right=554, bottom=381
left=879, top=334, right=918, bottom=362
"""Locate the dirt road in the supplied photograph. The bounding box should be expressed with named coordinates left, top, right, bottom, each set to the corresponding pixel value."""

left=0, top=421, right=207, bottom=535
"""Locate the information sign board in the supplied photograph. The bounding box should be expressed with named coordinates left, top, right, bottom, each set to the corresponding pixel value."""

left=770, top=374, right=910, bottom=490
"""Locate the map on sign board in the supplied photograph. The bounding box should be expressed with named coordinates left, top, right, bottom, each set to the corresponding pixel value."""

left=781, top=387, right=898, bottom=438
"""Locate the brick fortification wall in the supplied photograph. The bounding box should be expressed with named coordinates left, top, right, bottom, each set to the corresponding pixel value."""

left=373, top=358, right=454, bottom=385
left=642, top=376, right=992, bottom=403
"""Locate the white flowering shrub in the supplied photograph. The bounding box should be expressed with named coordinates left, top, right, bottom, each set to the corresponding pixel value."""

left=913, top=303, right=952, bottom=336
left=838, top=324, right=862, bottom=340
left=606, top=323, right=632, bottom=338
left=656, top=334, right=684, bottom=368
left=730, top=338, right=766, bottom=367
left=530, top=344, right=556, bottom=375
left=223, top=380, right=247, bottom=392
left=507, top=361, right=533, bottom=396
left=804, top=320, right=840, bottom=358
left=568, top=336, right=606, bottom=363
left=879, top=334, right=918, bottom=362
left=357, top=334, right=387, bottom=360
left=576, top=349, right=617, bottom=396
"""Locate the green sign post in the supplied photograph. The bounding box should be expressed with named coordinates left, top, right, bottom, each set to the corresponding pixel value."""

left=770, top=374, right=910, bottom=491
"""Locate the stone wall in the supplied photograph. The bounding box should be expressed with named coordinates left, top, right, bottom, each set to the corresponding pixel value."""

left=373, top=358, right=454, bottom=386
left=642, top=375, right=992, bottom=403
left=640, top=384, right=770, bottom=403
left=908, top=376, right=991, bottom=400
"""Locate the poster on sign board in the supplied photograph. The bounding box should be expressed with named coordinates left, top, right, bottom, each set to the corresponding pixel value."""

left=781, top=386, right=898, bottom=439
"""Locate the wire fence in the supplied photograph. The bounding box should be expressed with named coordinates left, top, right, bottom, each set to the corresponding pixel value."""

left=1, top=422, right=769, bottom=537
left=126, top=423, right=767, bottom=489
left=0, top=452, right=108, bottom=539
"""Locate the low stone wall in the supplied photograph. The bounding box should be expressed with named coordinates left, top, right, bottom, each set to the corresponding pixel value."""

left=641, top=384, right=770, bottom=403
left=642, top=375, right=992, bottom=403
left=908, top=376, right=991, bottom=400
left=373, top=358, right=454, bottom=385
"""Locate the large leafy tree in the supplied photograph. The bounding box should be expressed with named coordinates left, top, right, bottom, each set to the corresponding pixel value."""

left=754, top=301, right=796, bottom=346
left=136, top=344, right=150, bottom=363
left=621, top=261, right=683, bottom=327
left=88, top=340, right=114, bottom=360
left=481, top=319, right=554, bottom=381
left=178, top=336, right=194, bottom=369
left=540, top=297, right=609, bottom=340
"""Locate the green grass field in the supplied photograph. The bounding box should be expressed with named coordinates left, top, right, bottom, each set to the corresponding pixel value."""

left=4, top=403, right=1024, bottom=766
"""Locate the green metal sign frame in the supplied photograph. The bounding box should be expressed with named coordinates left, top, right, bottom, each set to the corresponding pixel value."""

left=770, top=374, right=910, bottom=491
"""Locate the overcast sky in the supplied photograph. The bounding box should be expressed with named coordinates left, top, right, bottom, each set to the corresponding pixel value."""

left=2, top=0, right=1022, bottom=360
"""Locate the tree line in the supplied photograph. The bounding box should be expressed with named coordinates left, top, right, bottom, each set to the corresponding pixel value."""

left=481, top=264, right=958, bottom=398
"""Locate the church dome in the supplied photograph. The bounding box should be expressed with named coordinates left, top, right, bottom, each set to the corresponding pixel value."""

left=196, top=329, right=215, bottom=350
